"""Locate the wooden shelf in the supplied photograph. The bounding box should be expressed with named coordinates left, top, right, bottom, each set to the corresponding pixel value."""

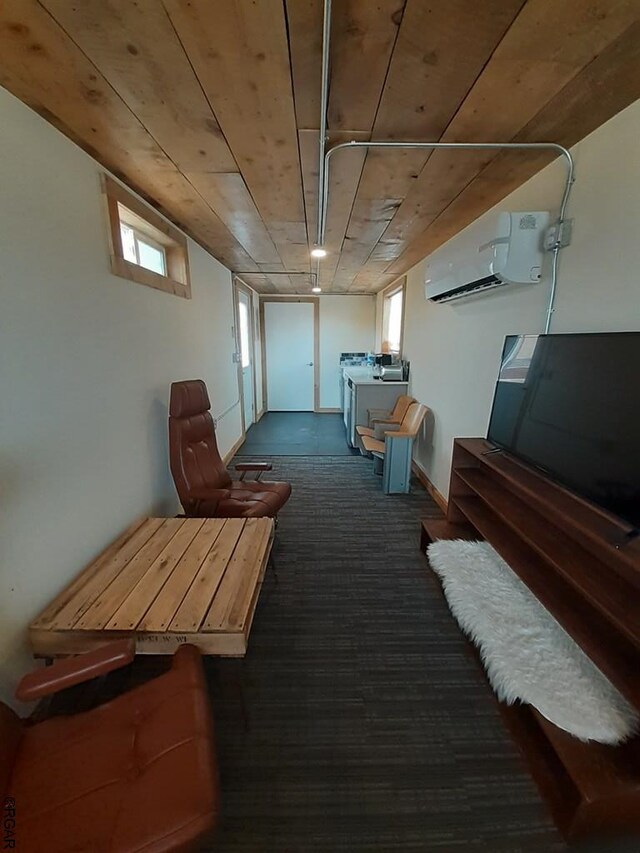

left=455, top=495, right=640, bottom=710
left=425, top=437, right=640, bottom=841
left=456, top=438, right=640, bottom=586
left=419, top=517, right=477, bottom=551
left=455, top=467, right=640, bottom=649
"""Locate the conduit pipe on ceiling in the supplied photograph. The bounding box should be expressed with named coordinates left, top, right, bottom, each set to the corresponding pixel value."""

left=317, top=140, right=575, bottom=333
left=315, top=0, right=332, bottom=254
left=314, top=0, right=575, bottom=328
left=235, top=271, right=319, bottom=289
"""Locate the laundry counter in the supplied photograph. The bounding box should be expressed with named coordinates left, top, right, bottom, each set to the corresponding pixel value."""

left=342, top=368, right=408, bottom=447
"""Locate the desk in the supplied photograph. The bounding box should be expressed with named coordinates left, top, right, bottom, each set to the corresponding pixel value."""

left=30, top=516, right=274, bottom=658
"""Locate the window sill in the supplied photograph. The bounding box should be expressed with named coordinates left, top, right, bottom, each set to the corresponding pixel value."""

left=110, top=256, right=191, bottom=299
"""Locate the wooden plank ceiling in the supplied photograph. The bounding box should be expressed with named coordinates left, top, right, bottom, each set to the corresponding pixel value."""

left=1, top=1, right=639, bottom=294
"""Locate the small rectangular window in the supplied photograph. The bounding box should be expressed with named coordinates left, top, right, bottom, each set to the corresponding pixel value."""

left=102, top=175, right=191, bottom=299
left=119, top=218, right=167, bottom=276
left=382, top=281, right=405, bottom=354
left=238, top=300, right=251, bottom=368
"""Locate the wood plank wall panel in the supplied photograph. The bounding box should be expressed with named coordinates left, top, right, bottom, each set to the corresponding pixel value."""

left=352, top=0, right=640, bottom=287
left=288, top=0, right=400, bottom=282
left=285, top=0, right=322, bottom=132
left=333, top=0, right=525, bottom=291
left=164, top=0, right=308, bottom=279
left=0, top=0, right=638, bottom=293
left=188, top=172, right=282, bottom=266
left=387, top=20, right=640, bottom=276
left=41, top=0, right=237, bottom=174
left=0, top=0, right=261, bottom=273
left=326, top=0, right=406, bottom=133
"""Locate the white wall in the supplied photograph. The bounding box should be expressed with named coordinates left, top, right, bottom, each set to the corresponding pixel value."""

left=0, top=88, right=242, bottom=704
left=398, top=98, right=640, bottom=498
left=319, top=296, right=376, bottom=408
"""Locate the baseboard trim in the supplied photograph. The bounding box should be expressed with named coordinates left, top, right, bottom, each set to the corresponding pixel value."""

left=223, top=434, right=246, bottom=465
left=412, top=460, right=448, bottom=514
left=316, top=407, right=342, bottom=413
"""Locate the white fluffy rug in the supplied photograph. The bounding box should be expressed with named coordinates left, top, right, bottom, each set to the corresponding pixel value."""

left=427, top=540, right=638, bottom=745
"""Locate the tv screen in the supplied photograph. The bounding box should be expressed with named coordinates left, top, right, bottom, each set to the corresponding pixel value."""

left=487, top=332, right=640, bottom=528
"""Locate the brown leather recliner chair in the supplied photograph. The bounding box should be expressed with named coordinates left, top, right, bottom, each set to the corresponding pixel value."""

left=169, top=379, right=291, bottom=518
left=1, top=641, right=219, bottom=852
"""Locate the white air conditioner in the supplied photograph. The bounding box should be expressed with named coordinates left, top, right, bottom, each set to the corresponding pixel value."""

left=424, top=211, right=550, bottom=303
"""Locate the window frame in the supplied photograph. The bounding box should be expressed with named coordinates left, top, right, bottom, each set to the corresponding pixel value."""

left=102, top=175, right=191, bottom=299
left=381, top=277, right=406, bottom=356
left=120, top=221, right=168, bottom=276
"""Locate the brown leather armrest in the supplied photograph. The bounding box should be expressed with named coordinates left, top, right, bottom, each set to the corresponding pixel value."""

left=385, top=430, right=414, bottom=438
left=234, top=462, right=273, bottom=472
left=15, top=639, right=136, bottom=702
left=233, top=462, right=272, bottom=481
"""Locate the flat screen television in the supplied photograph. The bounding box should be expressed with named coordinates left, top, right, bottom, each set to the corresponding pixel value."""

left=487, top=332, right=640, bottom=529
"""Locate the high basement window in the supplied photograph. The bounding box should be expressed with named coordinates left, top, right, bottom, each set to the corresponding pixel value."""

left=381, top=280, right=405, bottom=354
left=102, top=175, right=191, bottom=299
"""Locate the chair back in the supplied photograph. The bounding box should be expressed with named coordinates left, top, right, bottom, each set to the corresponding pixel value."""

left=399, top=402, right=430, bottom=437
left=169, top=380, right=232, bottom=512
left=0, top=703, right=22, bottom=799
left=391, top=394, right=415, bottom=422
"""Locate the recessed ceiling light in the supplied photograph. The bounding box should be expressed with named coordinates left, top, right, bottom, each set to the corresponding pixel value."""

left=312, top=286, right=322, bottom=293
left=310, top=247, right=327, bottom=258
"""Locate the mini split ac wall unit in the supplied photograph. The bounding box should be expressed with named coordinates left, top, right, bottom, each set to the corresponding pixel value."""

left=424, top=211, right=550, bottom=303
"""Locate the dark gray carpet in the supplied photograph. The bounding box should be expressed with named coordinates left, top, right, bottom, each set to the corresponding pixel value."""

left=47, top=455, right=640, bottom=852
left=206, top=456, right=578, bottom=853
left=208, top=456, right=640, bottom=853
left=235, top=412, right=358, bottom=456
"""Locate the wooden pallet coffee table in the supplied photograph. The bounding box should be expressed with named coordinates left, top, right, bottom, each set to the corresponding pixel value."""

left=30, top=516, right=274, bottom=658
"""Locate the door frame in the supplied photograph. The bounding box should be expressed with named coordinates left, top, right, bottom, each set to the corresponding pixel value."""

left=259, top=296, right=320, bottom=413
left=233, top=277, right=259, bottom=436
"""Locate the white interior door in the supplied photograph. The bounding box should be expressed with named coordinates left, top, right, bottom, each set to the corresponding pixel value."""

left=264, top=301, right=315, bottom=411
left=237, top=289, right=254, bottom=431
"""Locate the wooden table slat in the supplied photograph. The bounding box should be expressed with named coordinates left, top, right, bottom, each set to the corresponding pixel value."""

left=138, top=518, right=227, bottom=632
left=75, top=518, right=185, bottom=630
left=29, top=516, right=274, bottom=658
left=45, top=518, right=167, bottom=631
left=169, top=518, right=246, bottom=633
left=203, top=518, right=272, bottom=631
left=230, top=523, right=274, bottom=630
left=31, top=516, right=150, bottom=630
left=106, top=519, right=206, bottom=630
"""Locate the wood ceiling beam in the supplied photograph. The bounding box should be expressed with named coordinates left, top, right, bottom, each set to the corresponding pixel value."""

left=333, top=0, right=525, bottom=292
left=298, top=129, right=370, bottom=290
left=40, top=0, right=237, bottom=174
left=0, top=0, right=259, bottom=273
left=356, top=0, right=640, bottom=290
left=164, top=0, right=308, bottom=288
left=386, top=19, right=640, bottom=279
left=1, top=0, right=638, bottom=296
left=284, top=0, right=322, bottom=132
left=187, top=173, right=282, bottom=267
left=326, top=0, right=407, bottom=134
left=287, top=0, right=405, bottom=291
left=38, top=0, right=285, bottom=288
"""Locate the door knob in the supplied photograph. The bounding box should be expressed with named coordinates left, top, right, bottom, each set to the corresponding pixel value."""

left=307, top=362, right=314, bottom=366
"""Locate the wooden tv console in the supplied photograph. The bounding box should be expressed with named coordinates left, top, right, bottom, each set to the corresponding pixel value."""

left=421, top=437, right=640, bottom=841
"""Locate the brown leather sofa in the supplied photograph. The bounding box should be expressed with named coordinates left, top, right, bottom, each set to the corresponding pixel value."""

left=2, top=641, right=219, bottom=852
left=169, top=379, right=291, bottom=518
